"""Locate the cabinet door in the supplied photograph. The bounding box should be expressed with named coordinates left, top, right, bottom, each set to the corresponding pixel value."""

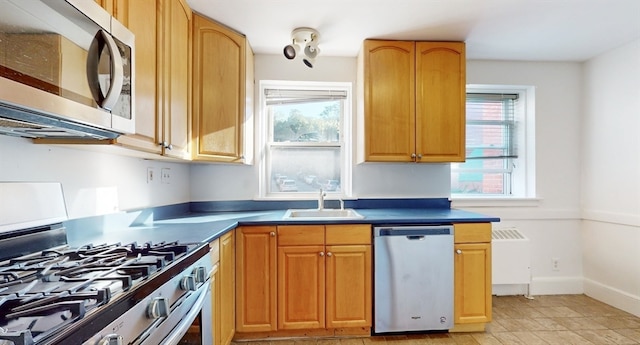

left=218, top=231, right=235, bottom=345
left=277, top=245, right=325, bottom=330
left=415, top=42, right=466, bottom=162
left=325, top=244, right=371, bottom=328
left=161, top=0, right=191, bottom=159
left=192, top=14, right=248, bottom=162
left=454, top=242, right=492, bottom=324
left=113, top=0, right=162, bottom=153
left=361, top=40, right=416, bottom=162
left=210, top=262, right=219, bottom=345
left=236, top=226, right=277, bottom=332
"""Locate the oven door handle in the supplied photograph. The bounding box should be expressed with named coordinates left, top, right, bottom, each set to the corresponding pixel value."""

left=160, top=280, right=211, bottom=345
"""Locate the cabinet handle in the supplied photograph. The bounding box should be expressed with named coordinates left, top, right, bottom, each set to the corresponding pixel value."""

left=417, top=153, right=423, bottom=159
left=456, top=249, right=462, bottom=255
left=159, top=141, right=173, bottom=150
left=411, top=153, right=417, bottom=159
left=319, top=252, right=324, bottom=257
left=326, top=252, right=332, bottom=257
left=270, top=232, right=276, bottom=237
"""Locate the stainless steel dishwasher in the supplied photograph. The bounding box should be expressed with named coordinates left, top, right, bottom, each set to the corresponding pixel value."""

left=373, top=225, right=454, bottom=333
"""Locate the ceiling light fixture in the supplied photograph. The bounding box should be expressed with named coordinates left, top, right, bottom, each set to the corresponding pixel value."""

left=283, top=27, right=320, bottom=68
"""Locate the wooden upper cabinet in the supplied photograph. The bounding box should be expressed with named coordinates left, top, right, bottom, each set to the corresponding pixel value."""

left=192, top=14, right=253, bottom=163
left=415, top=42, right=466, bottom=162
left=110, top=0, right=163, bottom=154
left=97, top=0, right=191, bottom=158
left=360, top=40, right=416, bottom=162
left=161, top=0, right=192, bottom=159
left=358, top=40, right=465, bottom=163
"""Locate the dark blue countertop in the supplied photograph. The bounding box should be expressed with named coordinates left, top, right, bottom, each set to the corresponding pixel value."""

left=65, top=199, right=499, bottom=247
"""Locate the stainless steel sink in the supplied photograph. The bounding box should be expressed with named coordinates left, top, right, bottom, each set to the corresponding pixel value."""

left=282, top=208, right=365, bottom=220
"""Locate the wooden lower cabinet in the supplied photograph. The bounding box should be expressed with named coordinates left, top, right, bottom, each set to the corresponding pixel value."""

left=325, top=244, right=372, bottom=328
left=277, top=244, right=325, bottom=330
left=217, top=231, right=235, bottom=345
left=236, top=226, right=277, bottom=332
left=452, top=223, right=492, bottom=332
left=235, top=224, right=371, bottom=339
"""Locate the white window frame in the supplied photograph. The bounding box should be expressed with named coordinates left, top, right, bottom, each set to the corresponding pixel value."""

left=451, top=84, right=536, bottom=202
left=257, top=80, right=353, bottom=199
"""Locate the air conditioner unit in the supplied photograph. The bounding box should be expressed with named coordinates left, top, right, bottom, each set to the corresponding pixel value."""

left=492, top=228, right=531, bottom=289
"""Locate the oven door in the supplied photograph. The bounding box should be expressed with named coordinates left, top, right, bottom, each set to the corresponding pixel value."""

left=139, top=279, right=212, bottom=345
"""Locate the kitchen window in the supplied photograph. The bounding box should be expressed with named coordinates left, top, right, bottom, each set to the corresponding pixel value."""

left=258, top=81, right=352, bottom=198
left=451, top=85, right=535, bottom=198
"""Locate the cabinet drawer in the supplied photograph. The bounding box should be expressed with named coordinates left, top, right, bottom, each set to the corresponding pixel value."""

left=454, top=223, right=491, bottom=243
left=277, top=225, right=324, bottom=246
left=210, top=238, right=220, bottom=264
left=325, top=224, right=371, bottom=245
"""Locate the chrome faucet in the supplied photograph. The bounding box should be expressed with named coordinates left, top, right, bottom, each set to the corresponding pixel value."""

left=318, top=189, right=326, bottom=210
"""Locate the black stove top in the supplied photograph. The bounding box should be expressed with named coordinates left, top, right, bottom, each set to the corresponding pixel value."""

left=0, top=238, right=203, bottom=345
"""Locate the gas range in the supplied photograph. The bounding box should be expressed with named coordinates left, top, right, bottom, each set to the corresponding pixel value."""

left=0, top=183, right=212, bottom=345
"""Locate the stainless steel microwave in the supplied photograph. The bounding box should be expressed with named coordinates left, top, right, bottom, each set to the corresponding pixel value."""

left=0, top=0, right=134, bottom=139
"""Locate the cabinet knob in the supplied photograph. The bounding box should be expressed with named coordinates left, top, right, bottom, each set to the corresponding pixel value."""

left=456, top=249, right=462, bottom=255
left=417, top=153, right=423, bottom=159
left=319, top=252, right=324, bottom=257
left=327, top=252, right=332, bottom=257
left=270, top=232, right=276, bottom=237
left=411, top=153, right=417, bottom=159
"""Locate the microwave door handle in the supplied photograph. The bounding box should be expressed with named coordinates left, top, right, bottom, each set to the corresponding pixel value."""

left=86, top=30, right=124, bottom=111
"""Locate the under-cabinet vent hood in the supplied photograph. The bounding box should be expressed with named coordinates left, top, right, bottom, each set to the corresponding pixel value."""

left=0, top=103, right=120, bottom=140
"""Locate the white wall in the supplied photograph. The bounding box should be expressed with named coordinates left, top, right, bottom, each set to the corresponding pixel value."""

left=189, top=54, right=452, bottom=201
left=3, top=46, right=632, bottom=312
left=0, top=136, right=190, bottom=219
left=455, top=60, right=584, bottom=295
left=190, top=55, right=586, bottom=296
left=581, top=39, right=640, bottom=316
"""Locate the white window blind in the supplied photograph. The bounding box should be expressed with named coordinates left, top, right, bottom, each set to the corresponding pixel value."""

left=265, top=89, right=348, bottom=105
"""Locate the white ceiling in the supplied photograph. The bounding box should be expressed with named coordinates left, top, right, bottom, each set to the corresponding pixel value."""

left=187, top=0, right=640, bottom=62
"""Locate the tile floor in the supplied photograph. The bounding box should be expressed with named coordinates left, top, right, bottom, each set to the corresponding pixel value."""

left=234, top=295, right=640, bottom=344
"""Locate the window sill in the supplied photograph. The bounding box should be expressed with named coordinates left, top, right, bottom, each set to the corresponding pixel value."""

left=450, top=197, right=541, bottom=208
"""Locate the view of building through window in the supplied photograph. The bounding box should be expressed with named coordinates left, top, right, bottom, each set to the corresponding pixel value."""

left=451, top=92, right=520, bottom=196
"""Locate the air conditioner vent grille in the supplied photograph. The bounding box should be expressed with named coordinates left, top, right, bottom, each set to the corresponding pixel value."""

left=492, top=228, right=527, bottom=240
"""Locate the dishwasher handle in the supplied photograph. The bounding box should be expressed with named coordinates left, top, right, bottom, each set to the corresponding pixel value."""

left=375, top=227, right=453, bottom=237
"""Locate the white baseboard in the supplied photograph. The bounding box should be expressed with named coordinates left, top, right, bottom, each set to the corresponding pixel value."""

left=584, top=278, right=640, bottom=317
left=529, top=276, right=584, bottom=295
left=493, top=284, right=530, bottom=296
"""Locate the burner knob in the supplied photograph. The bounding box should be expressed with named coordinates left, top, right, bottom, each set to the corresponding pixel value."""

left=193, top=266, right=208, bottom=283
left=96, top=334, right=123, bottom=345
left=181, top=275, right=196, bottom=291
left=147, top=297, right=169, bottom=319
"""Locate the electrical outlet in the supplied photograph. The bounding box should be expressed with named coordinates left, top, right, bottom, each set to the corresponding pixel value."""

left=161, top=168, right=171, bottom=184
left=147, top=168, right=156, bottom=184
left=552, top=258, right=560, bottom=271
